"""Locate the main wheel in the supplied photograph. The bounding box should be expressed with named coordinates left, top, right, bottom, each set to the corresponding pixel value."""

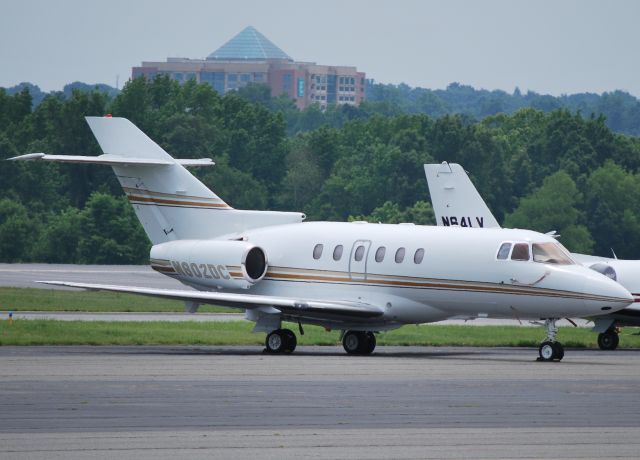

left=343, top=331, right=376, bottom=355
left=552, top=342, right=564, bottom=361
left=597, top=331, right=619, bottom=350
left=538, top=341, right=557, bottom=361
left=282, top=328, right=297, bottom=353
left=266, top=329, right=286, bottom=354
left=343, top=331, right=363, bottom=354
left=363, top=332, right=376, bottom=354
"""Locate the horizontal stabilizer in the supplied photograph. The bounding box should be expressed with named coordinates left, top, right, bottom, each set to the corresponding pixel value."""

left=38, top=281, right=385, bottom=319
left=8, top=153, right=214, bottom=167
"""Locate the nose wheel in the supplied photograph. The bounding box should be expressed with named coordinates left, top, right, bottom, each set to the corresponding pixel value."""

left=537, top=318, right=564, bottom=361
left=265, top=328, right=297, bottom=354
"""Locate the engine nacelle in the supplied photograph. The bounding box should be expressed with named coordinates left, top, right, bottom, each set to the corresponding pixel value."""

left=150, top=239, right=268, bottom=289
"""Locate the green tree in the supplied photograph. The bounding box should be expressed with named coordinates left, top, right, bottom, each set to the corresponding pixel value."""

left=504, top=171, right=593, bottom=253
left=77, top=193, right=149, bottom=264
left=350, top=200, right=435, bottom=225
left=584, top=161, right=640, bottom=258
left=0, top=198, right=38, bottom=262
left=33, top=207, right=83, bottom=263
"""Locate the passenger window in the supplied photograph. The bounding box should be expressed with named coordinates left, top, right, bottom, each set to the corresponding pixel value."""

left=511, top=243, right=530, bottom=261
left=414, top=248, right=425, bottom=264
left=333, top=245, right=344, bottom=261
left=354, top=245, right=365, bottom=261
left=313, top=244, right=323, bottom=260
left=497, top=242, right=511, bottom=260
left=375, top=246, right=386, bottom=262
left=395, top=247, right=406, bottom=263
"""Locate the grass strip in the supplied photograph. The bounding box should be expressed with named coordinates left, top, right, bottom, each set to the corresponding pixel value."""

left=1, top=320, right=639, bottom=348
left=0, top=287, right=230, bottom=313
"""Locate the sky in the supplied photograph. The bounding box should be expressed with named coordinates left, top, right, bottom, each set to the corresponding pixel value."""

left=1, top=0, right=639, bottom=96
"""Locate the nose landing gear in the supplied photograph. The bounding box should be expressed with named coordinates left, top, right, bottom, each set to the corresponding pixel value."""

left=537, top=318, right=564, bottom=361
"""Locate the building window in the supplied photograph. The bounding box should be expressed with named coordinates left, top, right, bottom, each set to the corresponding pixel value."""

left=228, top=74, right=237, bottom=82
left=240, top=73, right=251, bottom=82
left=313, top=244, right=323, bottom=260
left=282, top=73, right=293, bottom=93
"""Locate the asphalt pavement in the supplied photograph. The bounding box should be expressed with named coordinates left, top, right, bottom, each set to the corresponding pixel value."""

left=0, top=345, right=639, bottom=459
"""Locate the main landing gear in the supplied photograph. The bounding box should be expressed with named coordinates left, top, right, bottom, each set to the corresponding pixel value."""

left=597, top=327, right=620, bottom=350
left=264, top=328, right=297, bottom=354
left=342, top=330, right=376, bottom=355
left=264, top=328, right=377, bottom=355
left=537, top=318, right=564, bottom=362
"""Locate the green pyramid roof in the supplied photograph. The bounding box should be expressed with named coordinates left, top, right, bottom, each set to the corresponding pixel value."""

left=207, top=26, right=292, bottom=61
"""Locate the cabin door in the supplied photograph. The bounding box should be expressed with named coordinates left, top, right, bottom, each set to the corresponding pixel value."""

left=349, top=240, right=372, bottom=281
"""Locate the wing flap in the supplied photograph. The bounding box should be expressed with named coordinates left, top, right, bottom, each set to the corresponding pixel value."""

left=38, top=281, right=384, bottom=319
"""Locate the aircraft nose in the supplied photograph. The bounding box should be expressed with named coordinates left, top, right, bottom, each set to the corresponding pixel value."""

left=584, top=270, right=633, bottom=314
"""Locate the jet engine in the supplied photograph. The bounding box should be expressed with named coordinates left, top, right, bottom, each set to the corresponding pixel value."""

left=150, top=239, right=268, bottom=289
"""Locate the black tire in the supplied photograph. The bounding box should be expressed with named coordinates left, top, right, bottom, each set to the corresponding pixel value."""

left=597, top=331, right=619, bottom=350
left=538, top=341, right=556, bottom=361
left=552, top=342, right=564, bottom=361
left=265, top=329, right=286, bottom=354
left=282, top=329, right=297, bottom=353
left=343, top=331, right=364, bottom=354
left=363, top=332, right=376, bottom=354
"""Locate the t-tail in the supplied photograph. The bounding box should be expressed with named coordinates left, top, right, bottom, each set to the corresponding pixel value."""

left=424, top=162, right=500, bottom=229
left=10, top=116, right=304, bottom=243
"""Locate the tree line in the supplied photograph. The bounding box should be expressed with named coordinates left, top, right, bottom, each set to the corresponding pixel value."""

left=1, top=76, right=640, bottom=263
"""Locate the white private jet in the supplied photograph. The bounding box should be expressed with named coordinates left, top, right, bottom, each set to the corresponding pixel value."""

left=9, top=117, right=633, bottom=361
left=425, top=161, right=640, bottom=350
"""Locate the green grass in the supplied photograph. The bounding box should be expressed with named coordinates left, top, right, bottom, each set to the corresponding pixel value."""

left=0, top=287, right=231, bottom=313
left=1, top=320, right=639, bottom=348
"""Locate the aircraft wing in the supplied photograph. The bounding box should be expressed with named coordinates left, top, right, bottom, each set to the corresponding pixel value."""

left=38, top=281, right=385, bottom=319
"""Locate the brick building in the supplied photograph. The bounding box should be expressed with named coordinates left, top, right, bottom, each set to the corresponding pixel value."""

left=132, top=26, right=365, bottom=109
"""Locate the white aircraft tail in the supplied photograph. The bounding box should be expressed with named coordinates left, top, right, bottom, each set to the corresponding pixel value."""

left=424, top=162, right=500, bottom=229
left=11, top=116, right=304, bottom=244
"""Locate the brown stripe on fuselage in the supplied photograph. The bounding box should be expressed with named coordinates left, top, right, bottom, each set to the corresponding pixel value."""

left=263, top=266, right=629, bottom=304
left=127, top=195, right=231, bottom=208
left=151, top=265, right=177, bottom=274
left=122, top=187, right=226, bottom=203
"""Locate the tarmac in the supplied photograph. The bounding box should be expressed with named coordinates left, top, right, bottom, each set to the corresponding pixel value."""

left=1, top=345, right=639, bottom=459
left=0, top=263, right=186, bottom=290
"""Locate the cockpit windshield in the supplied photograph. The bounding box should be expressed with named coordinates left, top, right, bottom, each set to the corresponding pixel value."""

left=532, top=242, right=574, bottom=265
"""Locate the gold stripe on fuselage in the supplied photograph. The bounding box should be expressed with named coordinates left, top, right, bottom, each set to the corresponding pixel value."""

left=263, top=266, right=629, bottom=304
left=122, top=187, right=226, bottom=203
left=127, top=195, right=231, bottom=208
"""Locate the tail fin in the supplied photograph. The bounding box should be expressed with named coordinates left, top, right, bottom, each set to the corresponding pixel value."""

left=11, top=116, right=304, bottom=243
left=424, top=162, right=500, bottom=229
